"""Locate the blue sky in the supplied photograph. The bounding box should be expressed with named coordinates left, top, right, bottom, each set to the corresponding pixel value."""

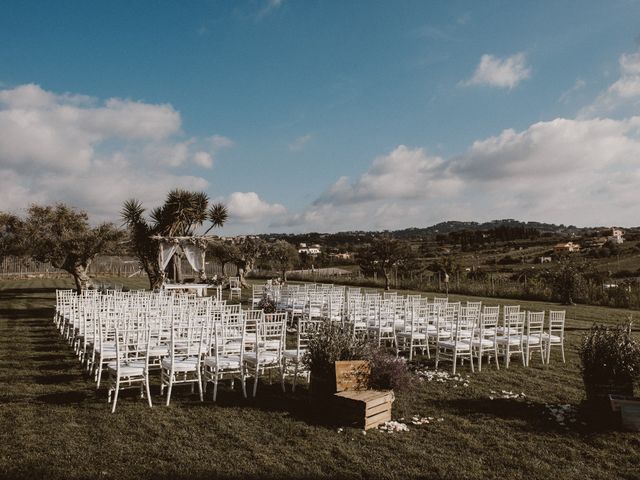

left=1, top=0, right=640, bottom=234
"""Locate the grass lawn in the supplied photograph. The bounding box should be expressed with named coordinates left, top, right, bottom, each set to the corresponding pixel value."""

left=1, top=277, right=639, bottom=480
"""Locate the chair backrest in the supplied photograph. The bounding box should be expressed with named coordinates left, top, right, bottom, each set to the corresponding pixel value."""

left=466, top=301, right=482, bottom=321
left=225, top=303, right=241, bottom=315
left=433, top=297, right=448, bottom=306
left=259, top=313, right=287, bottom=356
left=527, top=311, right=545, bottom=337
left=483, top=306, right=500, bottom=317
left=169, top=304, right=206, bottom=358
left=503, top=305, right=521, bottom=323
left=548, top=310, right=566, bottom=336
left=383, top=291, right=397, bottom=301
left=114, top=321, right=150, bottom=368
left=295, top=319, right=322, bottom=355
left=479, top=310, right=499, bottom=337
left=444, top=303, right=458, bottom=324
left=504, top=311, right=525, bottom=337
left=452, top=315, right=474, bottom=342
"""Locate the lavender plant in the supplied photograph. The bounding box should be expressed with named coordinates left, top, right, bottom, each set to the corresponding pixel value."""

left=579, top=322, right=640, bottom=395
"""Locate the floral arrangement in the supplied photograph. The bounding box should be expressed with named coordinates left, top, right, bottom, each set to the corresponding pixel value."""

left=257, top=294, right=276, bottom=313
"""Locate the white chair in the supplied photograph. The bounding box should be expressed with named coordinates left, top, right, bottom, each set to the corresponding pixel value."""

left=523, top=311, right=545, bottom=366
left=544, top=310, right=566, bottom=364
left=282, top=319, right=319, bottom=391
left=396, top=303, right=428, bottom=360
left=228, top=276, right=242, bottom=301
left=367, top=299, right=396, bottom=348
left=92, top=303, right=118, bottom=389
left=107, top=321, right=152, bottom=413
left=243, top=312, right=287, bottom=398
left=496, top=311, right=525, bottom=368
left=435, top=314, right=474, bottom=374
left=202, top=309, right=246, bottom=401
left=472, top=310, right=500, bottom=371
left=251, top=284, right=265, bottom=308
left=346, top=298, right=368, bottom=337
left=160, top=305, right=206, bottom=406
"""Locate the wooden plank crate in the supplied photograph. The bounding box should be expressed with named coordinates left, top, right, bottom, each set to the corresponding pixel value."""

left=333, top=390, right=395, bottom=430
left=334, top=360, right=370, bottom=392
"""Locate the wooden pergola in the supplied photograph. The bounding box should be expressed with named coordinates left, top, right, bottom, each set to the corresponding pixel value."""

left=150, top=235, right=219, bottom=285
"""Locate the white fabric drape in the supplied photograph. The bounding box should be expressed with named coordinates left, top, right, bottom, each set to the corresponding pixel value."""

left=182, top=243, right=205, bottom=274
left=159, top=241, right=179, bottom=271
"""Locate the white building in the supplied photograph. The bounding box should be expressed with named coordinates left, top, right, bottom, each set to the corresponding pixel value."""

left=608, top=227, right=624, bottom=245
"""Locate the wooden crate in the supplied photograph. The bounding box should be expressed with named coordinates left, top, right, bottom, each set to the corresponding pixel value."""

left=333, top=389, right=395, bottom=430
left=334, top=360, right=370, bottom=392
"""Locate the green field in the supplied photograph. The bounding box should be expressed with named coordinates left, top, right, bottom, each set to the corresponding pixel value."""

left=1, top=277, right=639, bottom=479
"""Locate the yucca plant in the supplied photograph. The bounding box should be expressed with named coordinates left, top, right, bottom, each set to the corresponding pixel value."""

left=121, top=190, right=228, bottom=289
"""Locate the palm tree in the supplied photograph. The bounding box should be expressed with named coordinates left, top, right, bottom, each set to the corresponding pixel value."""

left=121, top=189, right=228, bottom=289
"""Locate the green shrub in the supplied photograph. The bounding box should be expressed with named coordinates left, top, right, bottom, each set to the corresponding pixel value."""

left=579, top=322, right=640, bottom=394
left=302, top=323, right=368, bottom=379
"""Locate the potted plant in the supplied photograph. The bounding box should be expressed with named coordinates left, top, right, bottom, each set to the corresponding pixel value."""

left=303, top=323, right=369, bottom=397
left=578, top=322, right=640, bottom=410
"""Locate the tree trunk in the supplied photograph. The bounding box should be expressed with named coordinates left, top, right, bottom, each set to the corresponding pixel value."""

left=382, top=268, right=391, bottom=290
left=282, top=268, right=287, bottom=283
left=70, top=263, right=92, bottom=293
left=238, top=266, right=250, bottom=288
left=238, top=259, right=255, bottom=288
left=149, top=271, right=163, bottom=290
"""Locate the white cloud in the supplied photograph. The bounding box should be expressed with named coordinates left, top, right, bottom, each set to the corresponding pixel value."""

left=210, top=134, right=234, bottom=149
left=314, top=145, right=461, bottom=206
left=463, top=53, right=531, bottom=89
left=193, top=151, right=214, bottom=169
left=226, top=192, right=286, bottom=224
left=581, top=50, right=640, bottom=117
left=278, top=116, right=640, bottom=231
left=288, top=134, right=312, bottom=152
left=558, top=78, right=586, bottom=103
left=257, top=0, right=284, bottom=19
left=0, top=83, right=209, bottom=221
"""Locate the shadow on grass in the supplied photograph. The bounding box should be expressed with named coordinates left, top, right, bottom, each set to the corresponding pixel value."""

left=198, top=381, right=337, bottom=428
left=0, top=307, right=55, bottom=319
left=3, top=465, right=327, bottom=480
left=32, top=373, right=80, bottom=385
left=35, top=390, right=92, bottom=404
left=0, top=287, right=58, bottom=296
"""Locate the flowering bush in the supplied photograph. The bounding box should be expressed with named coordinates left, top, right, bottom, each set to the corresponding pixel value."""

left=368, top=348, right=413, bottom=392
left=579, top=322, right=640, bottom=397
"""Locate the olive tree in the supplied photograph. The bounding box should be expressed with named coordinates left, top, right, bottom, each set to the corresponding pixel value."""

left=0, top=212, right=24, bottom=264
left=357, top=236, right=415, bottom=290
left=22, top=204, right=123, bottom=292
left=232, top=236, right=266, bottom=288
left=268, top=240, right=299, bottom=282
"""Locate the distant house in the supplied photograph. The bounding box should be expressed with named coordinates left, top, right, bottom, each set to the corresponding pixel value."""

left=298, top=245, right=321, bottom=256
left=329, top=252, right=352, bottom=260
left=540, top=256, right=552, bottom=264
left=608, top=227, right=625, bottom=245
left=554, top=242, right=581, bottom=253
